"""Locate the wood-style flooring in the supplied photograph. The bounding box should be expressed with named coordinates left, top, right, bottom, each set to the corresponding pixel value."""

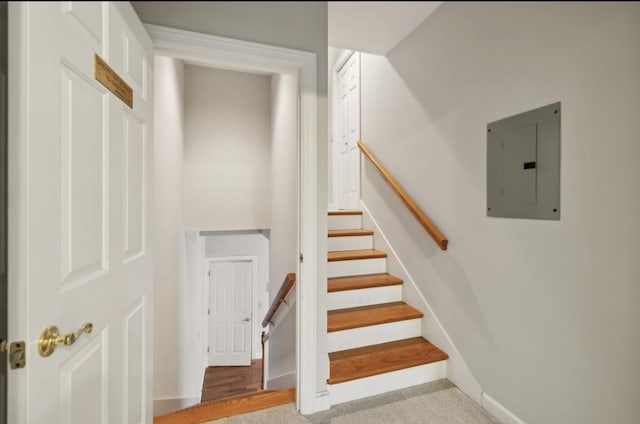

left=201, top=359, right=263, bottom=403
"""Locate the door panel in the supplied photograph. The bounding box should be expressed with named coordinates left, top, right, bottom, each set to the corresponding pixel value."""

left=59, top=64, right=108, bottom=288
left=123, top=300, right=145, bottom=424
left=335, top=52, right=360, bottom=210
left=209, top=260, right=253, bottom=366
left=123, top=111, right=146, bottom=263
left=8, top=3, right=153, bottom=423
left=60, top=332, right=108, bottom=424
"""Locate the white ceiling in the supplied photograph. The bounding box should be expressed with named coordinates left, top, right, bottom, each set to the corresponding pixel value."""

left=329, top=1, right=442, bottom=55
left=328, top=1, right=442, bottom=55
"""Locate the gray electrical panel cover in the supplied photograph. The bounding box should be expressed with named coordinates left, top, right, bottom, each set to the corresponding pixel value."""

left=487, top=102, right=560, bottom=220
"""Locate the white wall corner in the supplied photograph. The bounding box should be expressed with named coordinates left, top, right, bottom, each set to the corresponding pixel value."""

left=481, top=393, right=527, bottom=424
left=153, top=397, right=200, bottom=417
left=266, top=372, right=297, bottom=391
left=359, top=200, right=483, bottom=405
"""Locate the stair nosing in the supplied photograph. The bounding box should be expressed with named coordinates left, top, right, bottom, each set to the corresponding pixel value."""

left=328, top=273, right=403, bottom=292
left=328, top=229, right=374, bottom=237
left=328, top=249, right=387, bottom=262
left=328, top=210, right=363, bottom=216
left=327, top=301, right=423, bottom=332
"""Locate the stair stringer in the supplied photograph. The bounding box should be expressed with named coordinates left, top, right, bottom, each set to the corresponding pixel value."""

left=360, top=200, right=483, bottom=405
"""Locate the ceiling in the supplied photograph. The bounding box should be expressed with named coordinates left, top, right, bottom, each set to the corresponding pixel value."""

left=328, top=1, right=442, bottom=55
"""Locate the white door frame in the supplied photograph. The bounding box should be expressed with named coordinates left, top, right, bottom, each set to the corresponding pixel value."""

left=205, top=256, right=257, bottom=367
left=144, top=25, right=327, bottom=414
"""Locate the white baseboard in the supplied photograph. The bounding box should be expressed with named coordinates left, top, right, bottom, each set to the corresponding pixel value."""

left=266, top=371, right=296, bottom=390
left=482, top=393, right=527, bottom=424
left=153, top=396, right=200, bottom=417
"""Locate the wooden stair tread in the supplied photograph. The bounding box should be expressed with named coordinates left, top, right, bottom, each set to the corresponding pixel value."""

left=329, top=210, right=362, bottom=216
left=328, top=249, right=387, bottom=262
left=328, top=273, right=403, bottom=292
left=328, top=229, right=374, bottom=237
left=154, top=388, right=295, bottom=424
left=328, top=337, right=448, bottom=384
left=328, top=301, right=422, bottom=332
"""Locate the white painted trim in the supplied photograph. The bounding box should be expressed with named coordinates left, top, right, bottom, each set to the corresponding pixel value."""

left=145, top=25, right=324, bottom=413
left=145, top=24, right=312, bottom=76
left=205, top=256, right=258, bottom=365
left=360, top=200, right=483, bottom=404
left=482, top=393, right=527, bottom=424
left=335, top=50, right=355, bottom=74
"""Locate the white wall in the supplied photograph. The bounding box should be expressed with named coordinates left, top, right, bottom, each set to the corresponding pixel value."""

left=183, top=65, right=271, bottom=231
left=203, top=231, right=269, bottom=360
left=268, top=74, right=298, bottom=300
left=153, top=56, right=202, bottom=415
left=265, top=74, right=298, bottom=386
left=360, top=3, right=640, bottom=424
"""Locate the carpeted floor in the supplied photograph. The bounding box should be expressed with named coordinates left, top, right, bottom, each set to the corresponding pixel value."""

left=205, top=379, right=499, bottom=423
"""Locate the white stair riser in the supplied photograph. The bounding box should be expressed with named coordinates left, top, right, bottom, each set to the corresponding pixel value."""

left=328, top=319, right=421, bottom=352
left=328, top=258, right=386, bottom=278
left=328, top=215, right=362, bottom=230
left=328, top=235, right=373, bottom=251
left=327, top=286, right=402, bottom=311
left=329, top=360, right=447, bottom=405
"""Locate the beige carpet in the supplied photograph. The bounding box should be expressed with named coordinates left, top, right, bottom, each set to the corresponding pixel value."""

left=205, top=380, right=499, bottom=424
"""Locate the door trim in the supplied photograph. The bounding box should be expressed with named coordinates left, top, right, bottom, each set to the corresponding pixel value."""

left=144, top=24, right=326, bottom=414
left=205, top=256, right=257, bottom=367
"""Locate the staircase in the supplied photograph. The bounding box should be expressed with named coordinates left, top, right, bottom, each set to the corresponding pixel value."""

left=327, top=210, right=449, bottom=405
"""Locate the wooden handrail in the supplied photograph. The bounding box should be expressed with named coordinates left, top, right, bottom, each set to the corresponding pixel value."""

left=358, top=141, right=448, bottom=250
left=262, top=273, right=296, bottom=327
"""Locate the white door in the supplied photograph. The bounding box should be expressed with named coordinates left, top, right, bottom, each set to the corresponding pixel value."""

left=335, top=52, right=361, bottom=210
left=208, top=260, right=253, bottom=366
left=8, top=3, right=153, bottom=423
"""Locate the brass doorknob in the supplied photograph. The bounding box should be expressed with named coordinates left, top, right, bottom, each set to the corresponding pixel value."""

left=38, top=323, right=93, bottom=357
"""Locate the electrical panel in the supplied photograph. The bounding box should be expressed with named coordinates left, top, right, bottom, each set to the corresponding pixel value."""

left=487, top=102, right=561, bottom=220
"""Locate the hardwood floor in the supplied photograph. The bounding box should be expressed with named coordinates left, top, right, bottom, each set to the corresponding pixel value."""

left=201, top=359, right=263, bottom=403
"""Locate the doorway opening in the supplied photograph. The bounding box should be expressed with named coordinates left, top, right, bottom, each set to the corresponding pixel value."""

left=151, top=26, right=307, bottom=416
